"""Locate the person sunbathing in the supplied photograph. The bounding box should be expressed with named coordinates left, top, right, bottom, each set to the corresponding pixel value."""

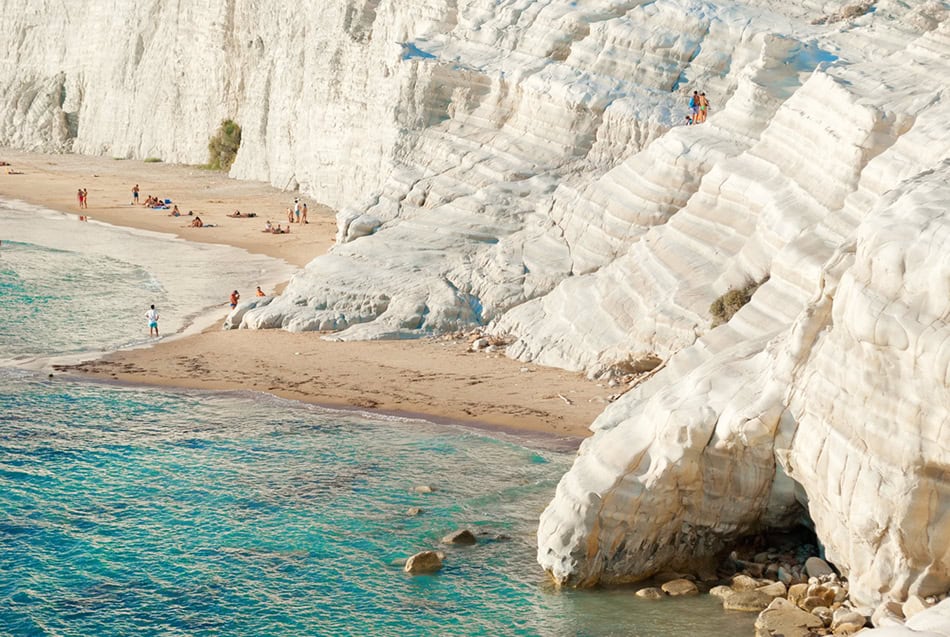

left=262, top=220, right=273, bottom=233
left=188, top=217, right=203, bottom=228
left=169, top=205, right=181, bottom=217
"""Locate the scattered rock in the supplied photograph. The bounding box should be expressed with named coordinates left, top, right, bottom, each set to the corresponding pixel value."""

left=830, top=584, right=848, bottom=604
left=635, top=587, right=664, bottom=600
left=412, top=485, right=435, bottom=494
left=757, top=581, right=787, bottom=599
left=805, top=556, right=834, bottom=578
left=733, top=574, right=762, bottom=591
left=806, top=584, right=837, bottom=607
left=724, top=590, right=774, bottom=612
left=470, top=337, right=490, bottom=351
left=755, top=597, right=824, bottom=637
left=737, top=560, right=766, bottom=577
left=777, top=566, right=794, bottom=586
left=406, top=507, right=423, bottom=516
left=831, top=608, right=867, bottom=634
left=441, top=529, right=477, bottom=546
left=801, top=596, right=831, bottom=613
left=788, top=583, right=810, bottom=607
left=661, top=579, right=698, bottom=597
left=404, top=550, right=443, bottom=574
left=710, top=585, right=734, bottom=600
left=812, top=605, right=833, bottom=626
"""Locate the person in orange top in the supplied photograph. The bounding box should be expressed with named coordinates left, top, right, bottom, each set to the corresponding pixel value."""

left=229, top=290, right=240, bottom=309
left=256, top=286, right=266, bottom=297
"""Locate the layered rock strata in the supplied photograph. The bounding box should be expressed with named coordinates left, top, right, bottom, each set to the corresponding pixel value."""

left=2, top=0, right=949, bottom=615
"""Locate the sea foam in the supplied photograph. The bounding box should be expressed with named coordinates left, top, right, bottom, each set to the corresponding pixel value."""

left=0, top=197, right=296, bottom=367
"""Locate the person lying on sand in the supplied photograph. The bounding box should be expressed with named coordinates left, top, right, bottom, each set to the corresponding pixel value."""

left=227, top=210, right=257, bottom=218
left=5, top=167, right=24, bottom=175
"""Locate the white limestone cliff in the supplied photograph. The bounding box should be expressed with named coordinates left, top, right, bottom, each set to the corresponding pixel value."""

left=2, top=0, right=949, bottom=615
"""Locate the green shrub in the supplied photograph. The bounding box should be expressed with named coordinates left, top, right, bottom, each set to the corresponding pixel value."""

left=144, top=157, right=163, bottom=163
left=207, top=119, right=242, bottom=171
left=710, top=277, right=769, bottom=327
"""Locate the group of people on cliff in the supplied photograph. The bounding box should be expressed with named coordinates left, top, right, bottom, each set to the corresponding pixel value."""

left=686, top=90, right=710, bottom=125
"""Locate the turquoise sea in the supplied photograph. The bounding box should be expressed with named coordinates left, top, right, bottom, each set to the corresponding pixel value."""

left=0, top=199, right=756, bottom=636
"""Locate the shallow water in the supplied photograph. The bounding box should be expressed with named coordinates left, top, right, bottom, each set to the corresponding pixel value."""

left=0, top=197, right=295, bottom=364
left=0, top=200, right=756, bottom=636
left=0, top=373, right=755, bottom=637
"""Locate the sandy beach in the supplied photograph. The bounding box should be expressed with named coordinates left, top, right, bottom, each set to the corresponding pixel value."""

left=1, top=150, right=611, bottom=439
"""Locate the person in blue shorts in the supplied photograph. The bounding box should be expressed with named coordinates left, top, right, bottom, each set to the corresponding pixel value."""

left=146, top=304, right=159, bottom=337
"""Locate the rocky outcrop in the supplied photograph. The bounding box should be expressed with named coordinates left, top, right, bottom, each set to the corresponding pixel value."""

left=404, top=550, right=444, bottom=574
left=3, top=0, right=950, bottom=612
left=534, top=7, right=950, bottom=607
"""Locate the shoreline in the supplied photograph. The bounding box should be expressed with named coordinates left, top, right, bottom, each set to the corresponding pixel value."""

left=1, top=149, right=611, bottom=439
left=46, top=368, right=586, bottom=453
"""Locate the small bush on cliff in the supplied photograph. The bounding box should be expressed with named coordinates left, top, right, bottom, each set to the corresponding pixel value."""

left=144, top=157, right=162, bottom=163
left=206, top=119, right=242, bottom=171
left=710, top=276, right=769, bottom=327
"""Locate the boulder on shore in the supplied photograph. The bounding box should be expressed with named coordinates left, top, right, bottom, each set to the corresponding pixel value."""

left=635, top=587, right=664, bottom=600
left=724, top=590, right=774, bottom=612
left=805, top=557, right=834, bottom=578
left=755, top=598, right=824, bottom=637
left=660, top=578, right=698, bottom=596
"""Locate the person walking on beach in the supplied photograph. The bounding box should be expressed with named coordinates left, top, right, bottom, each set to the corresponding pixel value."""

left=293, top=198, right=301, bottom=224
left=132, top=184, right=140, bottom=205
left=301, top=202, right=308, bottom=224
left=146, top=304, right=160, bottom=337
left=229, top=290, right=240, bottom=309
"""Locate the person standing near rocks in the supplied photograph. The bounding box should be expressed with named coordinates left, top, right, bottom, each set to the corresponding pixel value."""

left=293, top=198, right=301, bottom=224
left=698, top=92, right=710, bottom=123
left=131, top=184, right=140, bottom=205
left=229, top=290, right=240, bottom=309
left=146, top=304, right=160, bottom=337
